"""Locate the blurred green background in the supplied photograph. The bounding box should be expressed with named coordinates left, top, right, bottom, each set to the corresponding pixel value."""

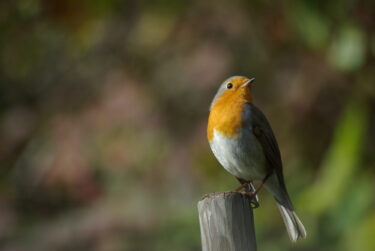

left=1, top=0, right=374, bottom=250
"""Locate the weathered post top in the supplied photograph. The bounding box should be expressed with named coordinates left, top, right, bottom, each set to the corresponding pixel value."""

left=198, top=192, right=257, bottom=251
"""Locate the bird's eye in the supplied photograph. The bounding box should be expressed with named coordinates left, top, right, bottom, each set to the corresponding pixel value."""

left=226, top=83, right=233, bottom=89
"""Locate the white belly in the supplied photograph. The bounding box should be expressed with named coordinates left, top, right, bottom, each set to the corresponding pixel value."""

left=209, top=129, right=266, bottom=181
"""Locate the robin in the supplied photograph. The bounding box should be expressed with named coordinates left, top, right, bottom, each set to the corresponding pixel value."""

left=207, top=76, right=306, bottom=242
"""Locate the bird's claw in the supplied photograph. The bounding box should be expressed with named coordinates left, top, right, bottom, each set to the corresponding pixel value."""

left=242, top=191, right=260, bottom=208
left=240, top=183, right=260, bottom=208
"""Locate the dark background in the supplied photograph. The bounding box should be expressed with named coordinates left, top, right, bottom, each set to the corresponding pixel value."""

left=1, top=0, right=375, bottom=250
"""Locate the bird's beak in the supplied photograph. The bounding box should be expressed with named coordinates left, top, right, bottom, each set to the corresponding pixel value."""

left=241, top=78, right=255, bottom=87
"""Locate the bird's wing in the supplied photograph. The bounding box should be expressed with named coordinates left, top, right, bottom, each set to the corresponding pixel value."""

left=244, top=103, right=285, bottom=185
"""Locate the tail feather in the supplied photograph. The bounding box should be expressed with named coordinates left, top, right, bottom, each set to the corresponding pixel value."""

left=265, top=173, right=307, bottom=241
left=277, top=203, right=307, bottom=242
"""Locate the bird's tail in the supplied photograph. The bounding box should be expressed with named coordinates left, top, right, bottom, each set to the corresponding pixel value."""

left=277, top=203, right=306, bottom=242
left=265, top=172, right=307, bottom=241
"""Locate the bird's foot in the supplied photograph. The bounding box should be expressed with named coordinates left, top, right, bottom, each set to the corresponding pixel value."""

left=242, top=191, right=260, bottom=208
left=240, top=182, right=260, bottom=208
left=233, top=181, right=261, bottom=208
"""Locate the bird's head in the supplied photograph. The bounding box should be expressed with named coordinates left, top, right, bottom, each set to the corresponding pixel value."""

left=210, top=76, right=255, bottom=110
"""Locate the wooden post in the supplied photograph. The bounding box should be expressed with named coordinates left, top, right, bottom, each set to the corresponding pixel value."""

left=198, top=192, right=257, bottom=251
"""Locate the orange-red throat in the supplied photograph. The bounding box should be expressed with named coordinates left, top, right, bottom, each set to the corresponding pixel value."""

left=207, top=77, right=254, bottom=142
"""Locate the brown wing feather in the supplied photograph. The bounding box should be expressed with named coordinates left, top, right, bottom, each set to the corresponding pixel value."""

left=244, top=103, right=288, bottom=193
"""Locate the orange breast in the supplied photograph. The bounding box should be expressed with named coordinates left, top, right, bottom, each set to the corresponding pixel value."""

left=207, top=93, right=247, bottom=142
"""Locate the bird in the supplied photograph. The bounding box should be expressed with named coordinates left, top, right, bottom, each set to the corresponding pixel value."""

left=207, top=76, right=306, bottom=242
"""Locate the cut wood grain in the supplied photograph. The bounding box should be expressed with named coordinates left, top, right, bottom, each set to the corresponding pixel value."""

left=198, top=192, right=256, bottom=251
